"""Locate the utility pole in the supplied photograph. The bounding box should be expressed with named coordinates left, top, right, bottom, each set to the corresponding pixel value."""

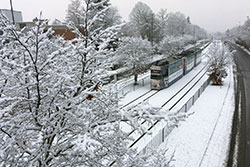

left=10, top=0, right=15, bottom=24
left=150, top=13, right=154, bottom=46
left=193, top=26, right=196, bottom=39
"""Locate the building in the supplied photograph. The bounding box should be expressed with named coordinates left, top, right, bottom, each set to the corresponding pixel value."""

left=46, top=25, right=78, bottom=40
left=15, top=21, right=83, bottom=41
left=0, top=9, right=23, bottom=23
left=15, top=21, right=35, bottom=30
left=0, top=9, right=83, bottom=41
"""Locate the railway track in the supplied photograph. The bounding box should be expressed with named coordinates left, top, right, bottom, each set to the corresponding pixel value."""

left=120, top=41, right=212, bottom=111
left=121, top=63, right=208, bottom=135
left=109, top=63, right=209, bottom=166
left=121, top=90, right=159, bottom=109
left=121, top=63, right=209, bottom=110
left=128, top=65, right=209, bottom=149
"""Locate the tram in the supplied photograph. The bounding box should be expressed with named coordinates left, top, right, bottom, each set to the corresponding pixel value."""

left=150, top=46, right=204, bottom=90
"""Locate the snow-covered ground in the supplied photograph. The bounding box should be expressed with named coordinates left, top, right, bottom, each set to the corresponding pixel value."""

left=118, top=41, right=235, bottom=166
left=159, top=64, right=234, bottom=167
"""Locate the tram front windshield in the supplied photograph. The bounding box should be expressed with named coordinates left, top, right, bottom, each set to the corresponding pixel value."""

left=151, top=75, right=162, bottom=80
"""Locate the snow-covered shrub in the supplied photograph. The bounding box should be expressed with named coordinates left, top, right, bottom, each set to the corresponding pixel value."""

left=206, top=41, right=231, bottom=85
left=121, top=149, right=174, bottom=167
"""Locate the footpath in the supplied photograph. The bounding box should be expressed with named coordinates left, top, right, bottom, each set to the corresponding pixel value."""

left=159, top=65, right=235, bottom=167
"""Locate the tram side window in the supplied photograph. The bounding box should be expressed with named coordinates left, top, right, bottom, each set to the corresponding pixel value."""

left=169, top=64, right=177, bottom=75
left=170, top=67, right=173, bottom=75
left=187, top=55, right=194, bottom=64
left=162, top=68, right=168, bottom=76
left=169, top=66, right=173, bottom=75
left=169, top=67, right=172, bottom=74
left=171, top=62, right=182, bottom=74
left=176, top=63, right=181, bottom=71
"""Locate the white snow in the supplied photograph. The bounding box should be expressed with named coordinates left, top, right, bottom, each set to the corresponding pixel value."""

left=118, top=41, right=235, bottom=166
left=159, top=64, right=234, bottom=167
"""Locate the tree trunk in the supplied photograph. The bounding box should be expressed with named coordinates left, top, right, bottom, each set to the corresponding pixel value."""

left=134, top=73, right=138, bottom=85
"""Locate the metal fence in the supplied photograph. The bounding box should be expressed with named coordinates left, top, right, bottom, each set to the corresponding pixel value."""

left=116, top=73, right=151, bottom=98
left=104, top=72, right=151, bottom=98
left=106, top=72, right=211, bottom=156
left=139, top=78, right=211, bottom=155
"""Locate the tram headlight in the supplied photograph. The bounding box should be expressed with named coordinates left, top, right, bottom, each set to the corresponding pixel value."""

left=152, top=79, right=160, bottom=88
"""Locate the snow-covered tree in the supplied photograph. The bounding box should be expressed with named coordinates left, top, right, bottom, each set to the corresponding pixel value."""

left=0, top=15, right=79, bottom=166
left=156, top=8, right=168, bottom=42
left=129, top=2, right=157, bottom=45
left=66, top=0, right=121, bottom=30
left=165, top=12, right=190, bottom=37
left=65, top=0, right=85, bottom=25
left=67, top=0, right=124, bottom=74
left=159, top=35, right=196, bottom=55
left=157, top=9, right=168, bottom=27
left=101, top=6, right=122, bottom=29
left=127, top=3, right=208, bottom=45
left=122, top=148, right=174, bottom=167
left=206, top=42, right=231, bottom=85
left=165, top=12, right=182, bottom=36
left=227, top=17, right=250, bottom=50
left=124, top=6, right=163, bottom=44
left=0, top=5, right=170, bottom=167
left=121, top=22, right=138, bottom=38
left=191, top=24, right=208, bottom=40
left=115, top=37, right=153, bottom=85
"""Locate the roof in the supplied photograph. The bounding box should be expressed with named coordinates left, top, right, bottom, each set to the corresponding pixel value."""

left=0, top=9, right=23, bottom=22
left=155, top=56, right=181, bottom=66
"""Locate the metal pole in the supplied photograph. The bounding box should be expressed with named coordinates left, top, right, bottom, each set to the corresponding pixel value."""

left=10, top=0, right=15, bottom=24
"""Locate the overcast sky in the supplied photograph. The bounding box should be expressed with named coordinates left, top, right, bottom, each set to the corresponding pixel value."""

left=1, top=0, right=250, bottom=32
